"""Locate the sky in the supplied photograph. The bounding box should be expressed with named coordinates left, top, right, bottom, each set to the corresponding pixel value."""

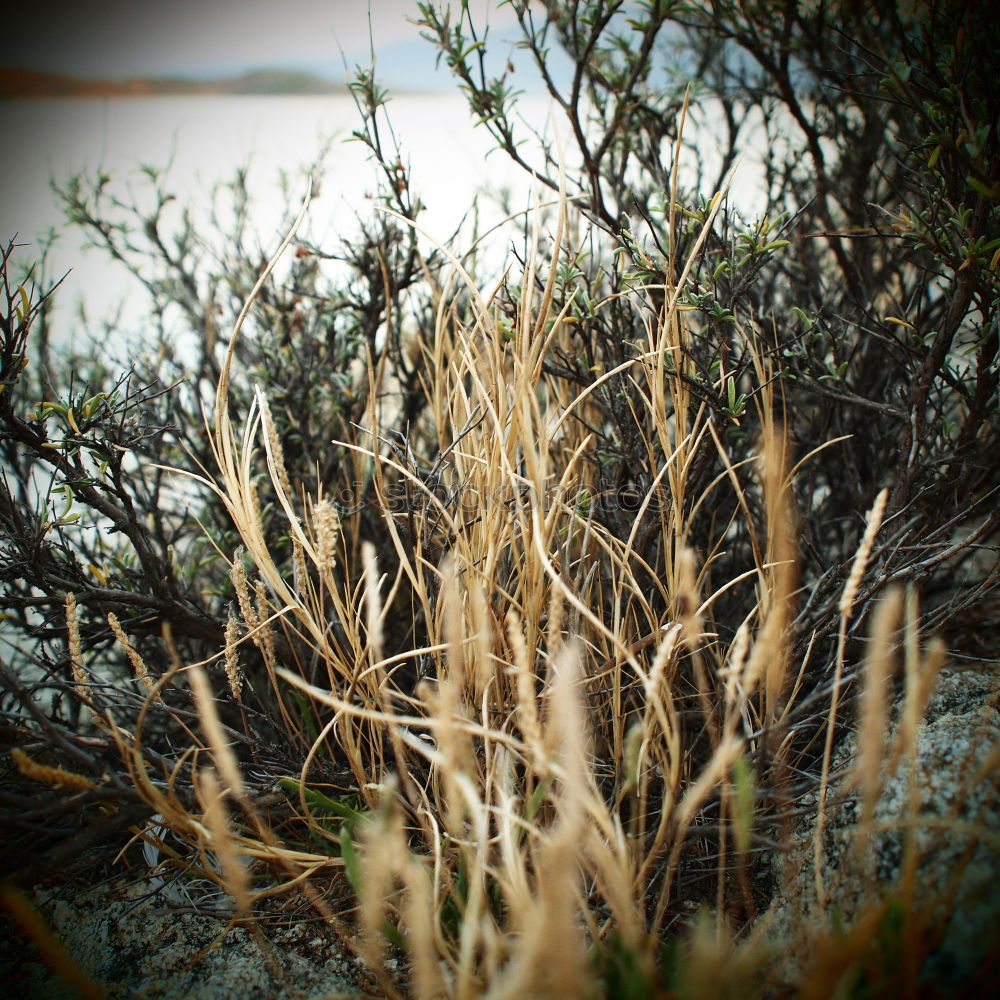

left=2, top=0, right=520, bottom=85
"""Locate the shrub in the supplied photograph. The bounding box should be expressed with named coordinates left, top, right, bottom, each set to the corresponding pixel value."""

left=1, top=2, right=996, bottom=997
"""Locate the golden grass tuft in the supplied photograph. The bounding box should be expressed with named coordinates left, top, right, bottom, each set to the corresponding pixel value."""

left=90, top=176, right=992, bottom=1000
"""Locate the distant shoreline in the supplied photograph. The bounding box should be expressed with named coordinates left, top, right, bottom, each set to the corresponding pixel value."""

left=0, top=67, right=350, bottom=99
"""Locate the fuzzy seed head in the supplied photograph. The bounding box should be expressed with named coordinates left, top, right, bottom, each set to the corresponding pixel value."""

left=230, top=554, right=259, bottom=632
left=314, top=498, right=341, bottom=575
left=223, top=618, right=243, bottom=700
left=108, top=612, right=155, bottom=695
left=840, top=487, right=890, bottom=619
left=11, top=747, right=97, bottom=790
left=65, top=593, right=85, bottom=692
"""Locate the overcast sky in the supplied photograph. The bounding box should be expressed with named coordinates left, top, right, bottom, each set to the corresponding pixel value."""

left=2, top=1, right=518, bottom=81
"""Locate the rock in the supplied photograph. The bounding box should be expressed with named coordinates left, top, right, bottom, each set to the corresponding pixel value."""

left=9, top=875, right=369, bottom=999
left=762, top=664, right=1000, bottom=992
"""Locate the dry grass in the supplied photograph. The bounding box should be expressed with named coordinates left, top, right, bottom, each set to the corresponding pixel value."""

left=17, top=178, right=993, bottom=999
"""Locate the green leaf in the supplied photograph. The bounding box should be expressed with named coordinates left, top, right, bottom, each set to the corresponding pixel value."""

left=967, top=175, right=999, bottom=199
left=340, top=826, right=363, bottom=894
left=16, top=284, right=30, bottom=326
left=791, top=306, right=813, bottom=329
left=278, top=778, right=368, bottom=826
left=732, top=755, right=756, bottom=855
left=381, top=918, right=406, bottom=950
left=287, top=687, right=320, bottom=746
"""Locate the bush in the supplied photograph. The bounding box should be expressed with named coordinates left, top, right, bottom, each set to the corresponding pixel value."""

left=1, top=2, right=996, bottom=996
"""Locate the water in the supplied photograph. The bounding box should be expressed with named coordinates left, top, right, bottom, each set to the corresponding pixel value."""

left=0, top=90, right=768, bottom=363
left=0, top=93, right=552, bottom=352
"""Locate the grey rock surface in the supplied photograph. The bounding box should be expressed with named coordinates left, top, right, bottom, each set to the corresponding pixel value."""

left=5, top=875, right=369, bottom=999
left=763, top=663, right=1000, bottom=990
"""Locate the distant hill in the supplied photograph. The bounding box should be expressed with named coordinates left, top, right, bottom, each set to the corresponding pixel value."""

left=0, top=67, right=348, bottom=98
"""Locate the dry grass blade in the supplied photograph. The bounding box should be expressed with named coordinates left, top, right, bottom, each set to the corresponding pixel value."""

left=0, top=886, right=107, bottom=1000
left=188, top=664, right=245, bottom=800
left=197, top=767, right=252, bottom=917
left=815, top=487, right=892, bottom=907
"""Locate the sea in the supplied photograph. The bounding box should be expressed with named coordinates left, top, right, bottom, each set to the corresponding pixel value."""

left=0, top=92, right=555, bottom=357
left=0, top=90, right=765, bottom=364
